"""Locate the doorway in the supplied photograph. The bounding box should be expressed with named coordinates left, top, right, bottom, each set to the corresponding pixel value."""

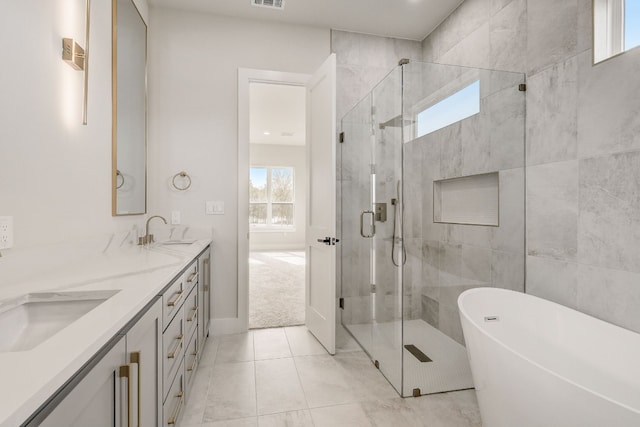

left=238, top=55, right=337, bottom=352
left=248, top=82, right=307, bottom=329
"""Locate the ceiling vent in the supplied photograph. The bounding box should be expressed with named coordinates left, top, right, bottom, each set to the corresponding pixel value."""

left=252, top=0, right=285, bottom=10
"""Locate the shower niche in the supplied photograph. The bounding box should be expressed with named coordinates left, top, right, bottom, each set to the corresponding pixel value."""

left=339, top=61, right=526, bottom=397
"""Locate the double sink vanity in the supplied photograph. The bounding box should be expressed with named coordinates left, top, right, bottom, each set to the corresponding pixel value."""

left=0, top=237, right=212, bottom=427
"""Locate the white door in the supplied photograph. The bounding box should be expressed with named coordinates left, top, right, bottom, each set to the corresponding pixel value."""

left=305, top=54, right=337, bottom=355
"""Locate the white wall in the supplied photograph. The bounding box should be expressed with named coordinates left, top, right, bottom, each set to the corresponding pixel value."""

left=0, top=0, right=149, bottom=251
left=147, top=8, right=329, bottom=320
left=249, top=144, right=306, bottom=251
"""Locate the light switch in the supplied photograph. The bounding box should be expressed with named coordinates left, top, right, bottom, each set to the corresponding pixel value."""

left=206, top=201, right=224, bottom=215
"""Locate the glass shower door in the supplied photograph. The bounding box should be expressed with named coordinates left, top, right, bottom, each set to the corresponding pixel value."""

left=340, top=67, right=404, bottom=395
left=340, top=92, right=374, bottom=359
left=370, top=67, right=403, bottom=393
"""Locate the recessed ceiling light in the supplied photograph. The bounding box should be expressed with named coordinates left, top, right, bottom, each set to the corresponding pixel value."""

left=263, top=131, right=271, bottom=135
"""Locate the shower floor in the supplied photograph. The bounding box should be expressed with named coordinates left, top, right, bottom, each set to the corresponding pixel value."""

left=344, top=319, right=474, bottom=397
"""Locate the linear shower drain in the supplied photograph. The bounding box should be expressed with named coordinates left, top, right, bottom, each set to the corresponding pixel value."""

left=404, top=344, right=432, bottom=362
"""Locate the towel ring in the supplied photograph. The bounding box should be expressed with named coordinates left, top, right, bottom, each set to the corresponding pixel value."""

left=116, top=169, right=125, bottom=189
left=172, top=171, right=192, bottom=191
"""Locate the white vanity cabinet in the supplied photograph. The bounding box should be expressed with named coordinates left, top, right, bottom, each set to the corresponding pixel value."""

left=35, top=297, right=163, bottom=427
left=22, top=244, right=211, bottom=427
left=125, top=297, right=163, bottom=426
left=37, top=337, right=127, bottom=427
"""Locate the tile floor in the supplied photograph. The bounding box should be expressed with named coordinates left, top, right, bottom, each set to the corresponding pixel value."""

left=181, top=326, right=482, bottom=427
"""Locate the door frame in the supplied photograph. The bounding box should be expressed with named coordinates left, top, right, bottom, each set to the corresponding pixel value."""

left=237, top=68, right=311, bottom=332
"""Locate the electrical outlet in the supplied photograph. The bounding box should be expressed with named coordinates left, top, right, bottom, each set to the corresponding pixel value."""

left=171, top=211, right=181, bottom=225
left=0, top=216, right=14, bottom=249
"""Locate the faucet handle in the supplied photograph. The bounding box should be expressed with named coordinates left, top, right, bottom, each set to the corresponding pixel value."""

left=137, top=234, right=155, bottom=246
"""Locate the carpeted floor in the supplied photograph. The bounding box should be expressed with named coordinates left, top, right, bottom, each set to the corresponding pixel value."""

left=249, top=251, right=306, bottom=329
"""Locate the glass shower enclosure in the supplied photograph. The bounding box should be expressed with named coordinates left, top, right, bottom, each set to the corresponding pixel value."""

left=339, top=61, right=526, bottom=397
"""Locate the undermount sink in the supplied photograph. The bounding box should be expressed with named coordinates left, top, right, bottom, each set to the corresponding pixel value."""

left=0, top=290, right=120, bottom=353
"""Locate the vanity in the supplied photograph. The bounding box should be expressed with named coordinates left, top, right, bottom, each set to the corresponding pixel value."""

left=0, top=239, right=211, bottom=427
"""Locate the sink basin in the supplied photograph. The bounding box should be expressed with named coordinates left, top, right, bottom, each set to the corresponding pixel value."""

left=0, top=290, right=120, bottom=352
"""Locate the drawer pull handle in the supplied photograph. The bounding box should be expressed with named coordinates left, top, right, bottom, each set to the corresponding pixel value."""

left=167, top=334, right=184, bottom=359
left=130, top=351, right=141, bottom=427
left=187, top=306, right=198, bottom=322
left=187, top=351, right=198, bottom=372
left=167, top=289, right=183, bottom=308
left=119, top=364, right=138, bottom=427
left=167, top=391, right=184, bottom=425
left=187, top=271, right=198, bottom=283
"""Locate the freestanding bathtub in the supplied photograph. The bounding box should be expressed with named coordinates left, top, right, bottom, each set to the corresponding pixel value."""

left=458, top=287, right=640, bottom=427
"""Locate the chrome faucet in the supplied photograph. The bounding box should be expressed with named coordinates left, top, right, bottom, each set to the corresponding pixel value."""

left=138, top=215, right=167, bottom=246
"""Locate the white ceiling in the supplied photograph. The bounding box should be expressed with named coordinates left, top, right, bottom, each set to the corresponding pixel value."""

left=250, top=83, right=306, bottom=146
left=147, top=0, right=464, bottom=41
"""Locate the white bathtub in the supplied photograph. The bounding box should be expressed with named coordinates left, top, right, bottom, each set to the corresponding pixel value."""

left=458, top=287, right=640, bottom=427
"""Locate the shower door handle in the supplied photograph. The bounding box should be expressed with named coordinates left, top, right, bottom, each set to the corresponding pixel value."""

left=360, top=210, right=376, bottom=238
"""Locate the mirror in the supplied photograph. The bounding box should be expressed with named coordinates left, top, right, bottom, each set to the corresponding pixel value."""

left=112, top=0, right=147, bottom=215
left=593, top=0, right=640, bottom=63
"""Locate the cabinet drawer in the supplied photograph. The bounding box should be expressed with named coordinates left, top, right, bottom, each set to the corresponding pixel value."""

left=162, top=260, right=198, bottom=330
left=162, top=279, right=184, bottom=331
left=163, top=360, right=185, bottom=426
left=182, top=260, right=199, bottom=295
left=162, top=309, right=185, bottom=401
left=184, top=328, right=198, bottom=394
left=184, top=286, right=198, bottom=342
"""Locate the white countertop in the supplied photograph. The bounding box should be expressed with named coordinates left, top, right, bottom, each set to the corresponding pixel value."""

left=0, top=238, right=211, bottom=427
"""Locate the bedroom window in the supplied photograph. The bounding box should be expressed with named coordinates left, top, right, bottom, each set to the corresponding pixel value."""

left=249, top=166, right=295, bottom=228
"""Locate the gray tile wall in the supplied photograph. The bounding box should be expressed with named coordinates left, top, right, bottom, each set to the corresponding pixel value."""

left=402, top=63, right=526, bottom=344
left=423, top=0, right=640, bottom=333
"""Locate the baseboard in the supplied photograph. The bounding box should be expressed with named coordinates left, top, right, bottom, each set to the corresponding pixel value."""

left=249, top=244, right=305, bottom=251
left=210, top=317, right=247, bottom=336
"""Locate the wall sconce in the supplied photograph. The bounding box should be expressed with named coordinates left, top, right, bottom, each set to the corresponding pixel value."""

left=62, top=0, right=91, bottom=125
left=62, top=38, right=85, bottom=70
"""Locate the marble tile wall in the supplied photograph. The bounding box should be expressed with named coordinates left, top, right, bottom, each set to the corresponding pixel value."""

left=423, top=0, right=640, bottom=333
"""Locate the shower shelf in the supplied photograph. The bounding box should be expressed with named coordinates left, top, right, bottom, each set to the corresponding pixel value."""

left=433, top=172, right=499, bottom=226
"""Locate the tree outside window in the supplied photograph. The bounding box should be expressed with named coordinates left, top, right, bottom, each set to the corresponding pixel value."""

left=250, top=167, right=294, bottom=228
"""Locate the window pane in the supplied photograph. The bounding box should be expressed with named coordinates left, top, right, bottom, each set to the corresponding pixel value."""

left=416, top=80, right=480, bottom=137
left=272, top=203, right=294, bottom=225
left=271, top=168, right=294, bottom=202
left=250, top=167, right=268, bottom=202
left=249, top=203, right=267, bottom=224
left=626, top=0, right=640, bottom=51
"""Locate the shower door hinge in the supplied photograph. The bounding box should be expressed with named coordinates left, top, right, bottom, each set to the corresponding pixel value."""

left=370, top=164, right=376, bottom=174
left=339, top=297, right=344, bottom=310
left=371, top=284, right=376, bottom=294
left=519, top=83, right=527, bottom=91
left=339, top=132, right=344, bottom=143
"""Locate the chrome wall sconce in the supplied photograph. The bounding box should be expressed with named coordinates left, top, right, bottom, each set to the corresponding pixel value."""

left=62, top=0, right=91, bottom=125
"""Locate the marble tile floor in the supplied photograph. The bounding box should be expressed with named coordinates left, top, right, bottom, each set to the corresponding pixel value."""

left=181, top=325, right=482, bottom=427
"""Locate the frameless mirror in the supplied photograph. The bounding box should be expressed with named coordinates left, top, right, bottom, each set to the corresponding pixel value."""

left=594, top=0, right=640, bottom=63
left=112, top=0, right=147, bottom=215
